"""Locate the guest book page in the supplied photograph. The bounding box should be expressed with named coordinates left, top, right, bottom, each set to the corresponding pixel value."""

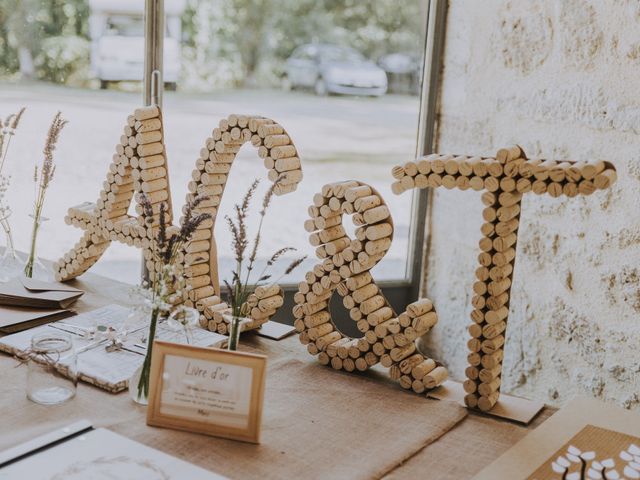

left=147, top=342, right=266, bottom=443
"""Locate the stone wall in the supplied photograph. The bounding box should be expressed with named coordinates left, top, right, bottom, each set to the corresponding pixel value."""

left=419, top=0, right=640, bottom=408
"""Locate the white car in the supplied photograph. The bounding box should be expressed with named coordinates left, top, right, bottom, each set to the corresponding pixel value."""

left=284, top=44, right=388, bottom=97
left=89, top=0, right=184, bottom=90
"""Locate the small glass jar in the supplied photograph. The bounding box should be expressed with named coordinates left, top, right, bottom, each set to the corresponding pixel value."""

left=27, top=332, right=77, bottom=405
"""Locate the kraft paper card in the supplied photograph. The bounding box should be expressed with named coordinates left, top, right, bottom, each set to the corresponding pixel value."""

left=472, top=397, right=640, bottom=480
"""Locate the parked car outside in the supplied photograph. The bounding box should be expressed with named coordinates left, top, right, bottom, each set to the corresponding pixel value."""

left=378, top=53, right=421, bottom=95
left=283, top=44, right=388, bottom=97
left=88, top=0, right=184, bottom=90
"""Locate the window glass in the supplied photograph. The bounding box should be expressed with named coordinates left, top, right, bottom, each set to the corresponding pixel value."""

left=105, top=16, right=144, bottom=38
left=0, top=0, right=428, bottom=286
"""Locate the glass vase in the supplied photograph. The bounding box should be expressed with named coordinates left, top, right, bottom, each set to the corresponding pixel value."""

left=27, top=332, right=77, bottom=405
left=23, top=216, right=51, bottom=280
left=167, top=306, right=200, bottom=344
left=223, top=314, right=252, bottom=351
left=129, top=306, right=161, bottom=405
left=129, top=363, right=148, bottom=405
left=0, top=217, right=22, bottom=282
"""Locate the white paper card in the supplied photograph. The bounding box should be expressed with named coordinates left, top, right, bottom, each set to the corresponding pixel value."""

left=0, top=427, right=227, bottom=479
left=159, top=354, right=253, bottom=430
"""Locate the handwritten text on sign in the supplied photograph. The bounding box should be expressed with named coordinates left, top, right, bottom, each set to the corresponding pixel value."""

left=160, top=355, right=253, bottom=429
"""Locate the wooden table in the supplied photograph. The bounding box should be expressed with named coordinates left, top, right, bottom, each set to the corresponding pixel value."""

left=0, top=271, right=554, bottom=479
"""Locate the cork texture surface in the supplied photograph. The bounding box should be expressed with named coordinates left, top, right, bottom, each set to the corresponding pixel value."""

left=419, top=0, right=640, bottom=409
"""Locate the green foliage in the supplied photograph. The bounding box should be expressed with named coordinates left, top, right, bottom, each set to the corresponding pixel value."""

left=0, top=0, right=90, bottom=80
left=0, top=0, right=425, bottom=89
left=182, top=0, right=427, bottom=89
left=35, top=35, right=90, bottom=85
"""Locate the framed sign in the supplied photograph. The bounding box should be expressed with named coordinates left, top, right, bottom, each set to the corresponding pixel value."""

left=146, top=341, right=267, bottom=444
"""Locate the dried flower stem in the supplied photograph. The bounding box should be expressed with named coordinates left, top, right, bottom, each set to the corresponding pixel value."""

left=24, top=112, right=67, bottom=278
left=136, top=193, right=211, bottom=398
left=0, top=108, right=25, bottom=260
left=0, top=107, right=25, bottom=174
left=225, top=179, right=306, bottom=323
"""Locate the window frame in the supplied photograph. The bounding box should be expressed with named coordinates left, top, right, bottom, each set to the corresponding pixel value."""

left=141, top=0, right=448, bottom=326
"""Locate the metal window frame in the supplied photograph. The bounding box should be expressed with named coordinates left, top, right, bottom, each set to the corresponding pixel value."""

left=141, top=0, right=448, bottom=330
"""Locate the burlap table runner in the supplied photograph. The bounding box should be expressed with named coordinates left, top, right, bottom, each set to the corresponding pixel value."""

left=383, top=408, right=555, bottom=480
left=1, top=352, right=465, bottom=479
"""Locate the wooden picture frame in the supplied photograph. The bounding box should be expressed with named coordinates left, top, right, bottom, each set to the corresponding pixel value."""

left=146, top=341, right=267, bottom=444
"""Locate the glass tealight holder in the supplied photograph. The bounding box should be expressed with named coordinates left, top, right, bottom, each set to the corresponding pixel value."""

left=27, top=332, right=77, bottom=405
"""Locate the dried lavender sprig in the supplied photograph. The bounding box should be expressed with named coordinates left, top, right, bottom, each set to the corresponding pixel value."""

left=10, top=108, right=25, bottom=130
left=39, top=111, right=66, bottom=191
left=245, top=176, right=282, bottom=287
left=0, top=107, right=26, bottom=175
left=255, top=246, right=296, bottom=285
left=24, top=111, right=67, bottom=278
left=233, top=179, right=259, bottom=265
left=272, top=255, right=308, bottom=285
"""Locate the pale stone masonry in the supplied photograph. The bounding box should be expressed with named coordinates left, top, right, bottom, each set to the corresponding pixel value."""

left=419, top=0, right=640, bottom=409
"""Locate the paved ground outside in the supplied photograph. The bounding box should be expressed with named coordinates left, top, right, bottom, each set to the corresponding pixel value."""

left=1, top=82, right=420, bottom=284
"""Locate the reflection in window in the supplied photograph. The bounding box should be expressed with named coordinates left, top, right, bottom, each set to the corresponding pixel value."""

left=0, top=0, right=428, bottom=286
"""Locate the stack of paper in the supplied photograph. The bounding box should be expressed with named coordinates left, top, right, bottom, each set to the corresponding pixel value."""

left=0, top=304, right=227, bottom=392
left=0, top=278, right=84, bottom=333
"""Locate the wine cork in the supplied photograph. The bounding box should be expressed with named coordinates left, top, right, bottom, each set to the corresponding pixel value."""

left=411, top=359, right=436, bottom=380
left=594, top=169, right=616, bottom=189
left=255, top=284, right=281, bottom=298
left=465, top=366, right=479, bottom=381
left=563, top=182, right=579, bottom=197
left=318, top=352, right=331, bottom=365
left=581, top=160, right=606, bottom=180
left=391, top=165, right=406, bottom=179
left=134, top=105, right=159, bottom=121
left=463, top=379, right=478, bottom=394
left=139, top=155, right=165, bottom=170
left=478, top=392, right=499, bottom=412
left=402, top=161, right=418, bottom=176
left=367, top=306, right=393, bottom=326
left=326, top=337, right=351, bottom=358
left=482, top=321, right=506, bottom=339
left=399, top=375, right=413, bottom=390
left=412, top=379, right=426, bottom=394
left=578, top=180, right=596, bottom=195
left=496, top=145, right=522, bottom=164
left=137, top=142, right=164, bottom=157
left=480, top=350, right=504, bottom=369
left=136, top=130, right=162, bottom=145
left=399, top=353, right=424, bottom=375
left=274, top=157, right=300, bottom=172
left=390, top=343, right=416, bottom=362
left=479, top=365, right=502, bottom=383
left=188, top=285, right=215, bottom=302
left=308, top=323, right=334, bottom=341
left=359, top=295, right=386, bottom=316
left=412, top=311, right=437, bottom=334
left=416, top=158, right=432, bottom=175
left=363, top=205, right=390, bottom=224
left=316, top=331, right=342, bottom=351
left=481, top=335, right=505, bottom=354
left=355, top=195, right=382, bottom=212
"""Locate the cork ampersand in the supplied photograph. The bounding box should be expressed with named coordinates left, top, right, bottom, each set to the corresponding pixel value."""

left=391, top=145, right=617, bottom=411
left=55, top=107, right=302, bottom=334
left=294, top=180, right=448, bottom=394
